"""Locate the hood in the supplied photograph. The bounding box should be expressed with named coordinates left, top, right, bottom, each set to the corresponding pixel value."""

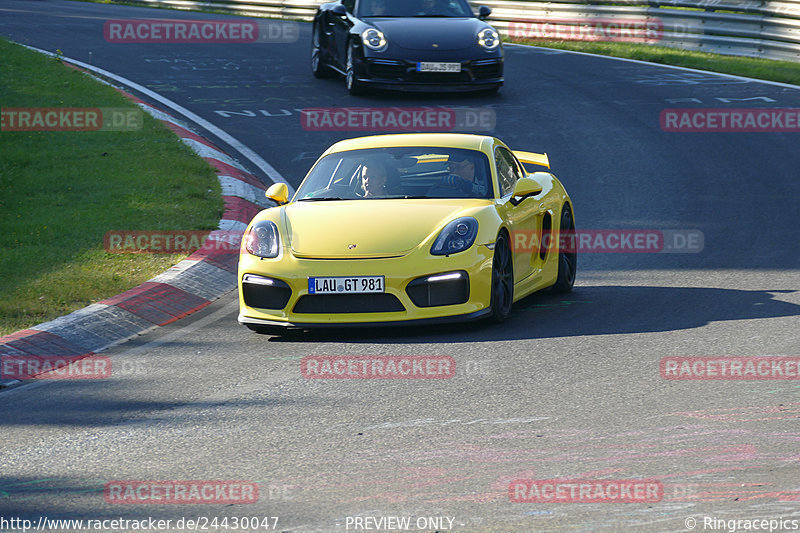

left=370, top=18, right=488, bottom=51
left=284, top=200, right=480, bottom=258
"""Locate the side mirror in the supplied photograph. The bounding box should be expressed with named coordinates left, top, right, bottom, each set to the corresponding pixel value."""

left=510, top=176, right=543, bottom=206
left=478, top=5, right=492, bottom=19
left=332, top=4, right=347, bottom=16
left=265, top=183, right=289, bottom=205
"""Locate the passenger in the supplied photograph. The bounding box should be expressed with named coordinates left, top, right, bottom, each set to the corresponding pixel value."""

left=443, top=155, right=488, bottom=196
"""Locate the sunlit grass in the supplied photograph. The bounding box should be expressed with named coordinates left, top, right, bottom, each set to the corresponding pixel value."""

left=0, top=37, right=224, bottom=335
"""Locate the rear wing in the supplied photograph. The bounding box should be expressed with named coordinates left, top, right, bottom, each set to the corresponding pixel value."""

left=513, top=151, right=550, bottom=169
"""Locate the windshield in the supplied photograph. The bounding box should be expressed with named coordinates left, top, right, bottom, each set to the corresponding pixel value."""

left=294, top=147, right=493, bottom=201
left=357, top=0, right=475, bottom=18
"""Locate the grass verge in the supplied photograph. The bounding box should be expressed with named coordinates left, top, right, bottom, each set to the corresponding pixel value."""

left=507, top=39, right=800, bottom=86
left=0, top=37, right=224, bottom=336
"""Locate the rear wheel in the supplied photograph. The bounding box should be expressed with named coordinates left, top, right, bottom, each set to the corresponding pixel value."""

left=311, top=23, right=332, bottom=78
left=552, top=204, right=577, bottom=293
left=489, top=231, right=514, bottom=322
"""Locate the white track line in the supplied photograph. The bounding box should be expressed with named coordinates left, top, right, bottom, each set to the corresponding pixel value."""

left=505, top=42, right=800, bottom=91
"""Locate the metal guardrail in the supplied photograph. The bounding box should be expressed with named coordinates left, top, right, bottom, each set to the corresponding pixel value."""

left=117, top=0, right=800, bottom=62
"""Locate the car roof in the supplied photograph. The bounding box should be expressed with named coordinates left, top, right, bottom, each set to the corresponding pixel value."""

left=324, top=133, right=496, bottom=155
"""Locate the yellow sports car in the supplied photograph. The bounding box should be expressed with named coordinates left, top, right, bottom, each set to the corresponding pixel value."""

left=237, top=133, right=575, bottom=331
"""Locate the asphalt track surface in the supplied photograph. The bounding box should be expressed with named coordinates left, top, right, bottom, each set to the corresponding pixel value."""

left=1, top=1, right=799, bottom=532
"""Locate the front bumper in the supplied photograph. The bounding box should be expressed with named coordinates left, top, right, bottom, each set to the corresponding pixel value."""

left=358, top=57, right=503, bottom=92
left=238, top=245, right=495, bottom=328
left=238, top=308, right=492, bottom=329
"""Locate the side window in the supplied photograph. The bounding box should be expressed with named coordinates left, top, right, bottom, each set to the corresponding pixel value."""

left=343, top=0, right=356, bottom=13
left=495, top=147, right=523, bottom=197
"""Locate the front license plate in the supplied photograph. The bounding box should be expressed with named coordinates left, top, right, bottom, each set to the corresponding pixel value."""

left=308, top=276, right=384, bottom=294
left=417, top=62, right=461, bottom=73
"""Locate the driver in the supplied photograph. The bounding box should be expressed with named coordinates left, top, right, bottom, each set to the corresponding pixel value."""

left=417, top=0, right=453, bottom=15
left=443, top=155, right=488, bottom=196
left=359, top=160, right=388, bottom=198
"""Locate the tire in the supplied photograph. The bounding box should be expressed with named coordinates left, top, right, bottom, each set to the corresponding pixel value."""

left=311, top=23, right=332, bottom=78
left=345, top=43, right=365, bottom=96
left=551, top=203, right=577, bottom=293
left=489, top=231, right=514, bottom=322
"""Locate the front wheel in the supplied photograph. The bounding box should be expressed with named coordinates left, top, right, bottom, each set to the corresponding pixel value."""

left=551, top=204, right=577, bottom=293
left=311, top=23, right=332, bottom=78
left=345, top=44, right=365, bottom=96
left=489, top=231, right=514, bottom=322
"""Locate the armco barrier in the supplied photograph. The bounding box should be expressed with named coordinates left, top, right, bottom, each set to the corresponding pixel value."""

left=110, top=0, right=800, bottom=62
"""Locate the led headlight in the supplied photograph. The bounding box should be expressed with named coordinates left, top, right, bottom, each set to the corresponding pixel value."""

left=431, top=217, right=478, bottom=256
left=478, top=28, right=499, bottom=50
left=245, top=220, right=280, bottom=258
left=362, top=28, right=388, bottom=52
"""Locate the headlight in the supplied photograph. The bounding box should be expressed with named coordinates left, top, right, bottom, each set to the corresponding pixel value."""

left=362, top=28, right=388, bottom=52
left=477, top=28, right=499, bottom=50
left=431, top=217, right=478, bottom=256
left=245, top=220, right=280, bottom=258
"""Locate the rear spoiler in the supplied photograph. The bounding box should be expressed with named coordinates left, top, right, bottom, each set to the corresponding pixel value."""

left=513, top=151, right=550, bottom=169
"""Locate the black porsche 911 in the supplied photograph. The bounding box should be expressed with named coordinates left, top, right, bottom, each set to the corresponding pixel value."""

left=311, top=0, right=504, bottom=94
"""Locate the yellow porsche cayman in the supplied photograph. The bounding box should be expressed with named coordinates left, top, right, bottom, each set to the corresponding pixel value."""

left=237, top=133, right=575, bottom=332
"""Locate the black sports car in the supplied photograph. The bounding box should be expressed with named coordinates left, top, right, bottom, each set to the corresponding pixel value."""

left=311, top=0, right=504, bottom=94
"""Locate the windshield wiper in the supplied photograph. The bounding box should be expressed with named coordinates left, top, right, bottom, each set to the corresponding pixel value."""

left=297, top=197, right=346, bottom=202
